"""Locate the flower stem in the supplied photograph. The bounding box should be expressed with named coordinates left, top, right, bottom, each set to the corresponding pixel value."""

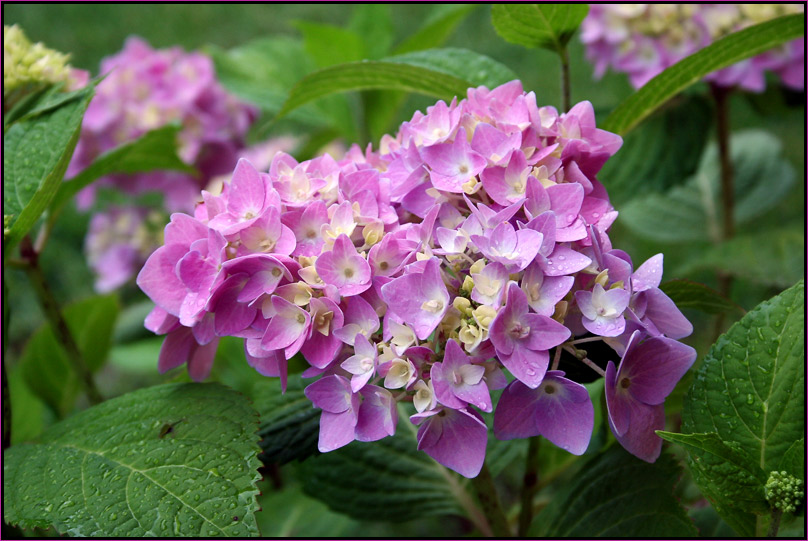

left=559, top=47, right=571, bottom=112
left=710, top=83, right=735, bottom=339
left=2, top=358, right=10, bottom=451
left=20, top=238, right=103, bottom=405
left=766, top=508, right=783, bottom=537
left=470, top=462, right=511, bottom=537
left=518, top=436, right=541, bottom=536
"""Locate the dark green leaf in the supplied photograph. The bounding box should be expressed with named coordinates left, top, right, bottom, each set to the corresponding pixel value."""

left=50, top=125, right=195, bottom=218
left=393, top=5, right=477, bottom=55
left=682, top=280, right=805, bottom=534
left=778, top=438, right=804, bottom=480
left=491, top=4, right=589, bottom=52
left=689, top=505, right=741, bottom=538
left=603, top=14, right=805, bottom=135
left=298, top=420, right=464, bottom=522
left=252, top=375, right=320, bottom=465
left=276, top=60, right=474, bottom=121
left=620, top=130, right=797, bottom=243
left=598, top=96, right=711, bottom=206
left=677, top=228, right=804, bottom=288
left=3, top=83, right=94, bottom=245
left=256, top=483, right=358, bottom=537
left=349, top=5, right=394, bottom=60
left=659, top=279, right=745, bottom=316
left=8, top=366, right=48, bottom=445
left=657, top=431, right=768, bottom=514
left=108, top=338, right=163, bottom=375
left=3, top=383, right=262, bottom=537
left=531, top=445, right=697, bottom=536
left=295, top=21, right=366, bottom=68
left=20, top=294, right=119, bottom=416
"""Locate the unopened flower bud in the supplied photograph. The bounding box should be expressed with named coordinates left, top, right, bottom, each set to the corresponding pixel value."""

left=453, top=296, right=472, bottom=315
left=462, top=276, right=475, bottom=293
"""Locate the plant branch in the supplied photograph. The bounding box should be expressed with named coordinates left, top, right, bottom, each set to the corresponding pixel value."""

left=767, top=508, right=783, bottom=538
left=20, top=238, right=103, bottom=405
left=560, top=46, right=571, bottom=112
left=470, top=462, right=511, bottom=537
left=518, top=436, right=541, bottom=536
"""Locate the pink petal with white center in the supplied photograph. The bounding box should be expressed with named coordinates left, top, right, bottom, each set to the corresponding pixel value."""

left=261, top=295, right=311, bottom=351
left=422, top=128, right=487, bottom=193
left=226, top=158, right=266, bottom=220
left=480, top=150, right=531, bottom=206
left=470, top=122, right=521, bottom=165
left=315, top=234, right=372, bottom=297
left=380, top=257, right=449, bottom=340
left=332, top=294, right=380, bottom=345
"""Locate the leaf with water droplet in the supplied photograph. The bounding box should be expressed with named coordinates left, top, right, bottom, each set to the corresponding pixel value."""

left=3, top=383, right=262, bottom=537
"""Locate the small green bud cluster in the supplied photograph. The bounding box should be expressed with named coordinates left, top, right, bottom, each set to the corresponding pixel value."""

left=765, top=470, right=805, bottom=514
left=4, top=25, right=72, bottom=92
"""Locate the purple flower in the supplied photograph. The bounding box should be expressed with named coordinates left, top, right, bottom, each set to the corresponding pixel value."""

left=471, top=222, right=543, bottom=273
left=315, top=234, right=372, bottom=297
left=490, top=283, right=571, bottom=388
left=431, top=339, right=492, bottom=412
left=605, top=331, right=696, bottom=462
left=381, top=258, right=449, bottom=340
left=494, top=371, right=593, bottom=455
left=575, top=283, right=630, bottom=337
left=412, top=407, right=488, bottom=478
left=421, top=127, right=487, bottom=193
left=305, top=375, right=360, bottom=452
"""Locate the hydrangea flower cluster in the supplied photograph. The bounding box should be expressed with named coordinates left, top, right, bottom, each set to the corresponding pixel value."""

left=138, top=81, right=696, bottom=477
left=580, top=4, right=805, bottom=90
left=67, top=36, right=257, bottom=212
left=3, top=24, right=83, bottom=93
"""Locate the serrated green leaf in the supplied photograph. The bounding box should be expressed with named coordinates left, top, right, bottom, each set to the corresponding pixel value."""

left=3, top=83, right=95, bottom=245
left=393, top=5, right=477, bottom=55
left=598, top=96, right=712, bottom=206
left=276, top=60, right=474, bottom=121
left=681, top=280, right=805, bottom=534
left=491, top=4, right=589, bottom=52
left=295, top=21, right=367, bottom=68
left=531, top=445, right=697, bottom=536
left=297, top=421, right=463, bottom=522
left=3, top=383, right=262, bottom=537
left=657, top=431, right=768, bottom=514
left=49, top=125, right=195, bottom=218
left=677, top=228, right=804, bottom=288
left=20, top=294, right=119, bottom=416
left=252, top=375, right=320, bottom=465
left=659, top=279, right=745, bottom=316
left=603, top=14, right=805, bottom=135
left=620, top=130, right=797, bottom=243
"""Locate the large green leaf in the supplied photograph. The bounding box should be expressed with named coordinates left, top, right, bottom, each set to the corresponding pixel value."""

left=531, top=445, right=697, bottom=536
left=349, top=5, right=394, bottom=60
left=603, top=14, right=805, bottom=135
left=3, top=84, right=94, bottom=245
left=598, top=96, right=711, bottom=206
left=491, top=4, right=589, bottom=52
left=49, top=125, right=195, bottom=218
left=295, top=21, right=366, bottom=68
left=252, top=375, right=320, bottom=465
left=657, top=431, right=768, bottom=514
left=620, top=130, right=797, bottom=243
left=386, top=48, right=519, bottom=90
left=8, top=365, right=49, bottom=445
left=297, top=420, right=464, bottom=522
left=393, top=5, right=477, bottom=55
left=276, top=60, right=473, bottom=122
left=681, top=280, right=805, bottom=534
left=659, top=279, right=745, bottom=316
left=19, top=294, right=119, bottom=416
left=3, top=383, right=262, bottom=537
left=677, top=228, right=804, bottom=288
left=256, top=483, right=358, bottom=537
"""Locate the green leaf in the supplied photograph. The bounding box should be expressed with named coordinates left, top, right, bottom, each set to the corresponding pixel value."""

left=603, top=14, right=805, bottom=135
left=677, top=228, right=804, bottom=288
left=349, top=5, right=394, bottom=60
left=681, top=280, right=805, bottom=533
left=109, top=338, right=163, bottom=375
left=531, top=445, right=697, bottom=536
left=689, top=505, right=740, bottom=538
left=297, top=420, right=463, bottom=522
left=252, top=375, right=320, bottom=465
left=276, top=60, right=474, bottom=122
left=393, top=4, right=477, bottom=55
left=295, top=21, right=367, bottom=68
left=3, top=383, right=262, bottom=537
left=620, top=130, right=797, bottom=243
left=3, top=83, right=95, bottom=245
left=49, top=125, right=195, bottom=218
left=491, top=4, right=589, bottom=52
left=659, top=279, right=745, bottom=316
left=8, top=366, right=48, bottom=445
left=386, top=48, right=519, bottom=90
left=598, top=96, right=712, bottom=206
left=657, top=431, right=768, bottom=514
left=778, top=438, right=804, bottom=480
left=20, top=294, right=119, bottom=416
left=256, top=483, right=359, bottom=537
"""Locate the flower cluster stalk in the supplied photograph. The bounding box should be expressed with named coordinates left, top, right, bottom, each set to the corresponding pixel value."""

left=518, top=436, right=541, bottom=536
left=470, top=463, right=511, bottom=536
